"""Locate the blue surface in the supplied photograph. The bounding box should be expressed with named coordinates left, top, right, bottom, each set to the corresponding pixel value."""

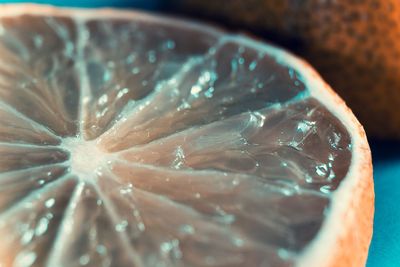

left=367, top=140, right=400, bottom=267
left=0, top=1, right=399, bottom=265
left=0, top=0, right=160, bottom=8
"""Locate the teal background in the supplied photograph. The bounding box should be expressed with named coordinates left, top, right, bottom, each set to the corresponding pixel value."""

left=367, top=141, right=400, bottom=267
left=0, top=0, right=160, bottom=8
left=1, top=1, right=399, bottom=266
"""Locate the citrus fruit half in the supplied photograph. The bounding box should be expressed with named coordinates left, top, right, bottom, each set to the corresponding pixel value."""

left=0, top=4, right=373, bottom=267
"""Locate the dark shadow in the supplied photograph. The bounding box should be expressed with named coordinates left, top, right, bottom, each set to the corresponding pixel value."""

left=164, top=4, right=305, bottom=54
left=369, top=139, right=400, bottom=163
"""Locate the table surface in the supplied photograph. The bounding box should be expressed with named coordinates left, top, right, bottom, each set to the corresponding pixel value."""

left=0, top=1, right=398, bottom=266
left=366, top=140, right=400, bottom=267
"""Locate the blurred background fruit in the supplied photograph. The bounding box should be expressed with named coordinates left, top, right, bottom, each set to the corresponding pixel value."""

left=170, top=0, right=400, bottom=139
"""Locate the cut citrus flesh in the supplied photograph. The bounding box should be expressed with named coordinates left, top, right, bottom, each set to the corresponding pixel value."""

left=0, top=4, right=373, bottom=267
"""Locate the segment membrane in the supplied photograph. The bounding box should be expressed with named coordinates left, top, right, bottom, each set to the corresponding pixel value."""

left=0, top=143, right=68, bottom=172
left=0, top=164, right=68, bottom=213
left=77, top=18, right=219, bottom=139
left=97, top=172, right=290, bottom=267
left=120, top=99, right=351, bottom=192
left=99, top=39, right=306, bottom=151
left=0, top=101, right=60, bottom=145
left=46, top=182, right=144, bottom=267
left=0, top=16, right=79, bottom=136
left=0, top=179, right=77, bottom=267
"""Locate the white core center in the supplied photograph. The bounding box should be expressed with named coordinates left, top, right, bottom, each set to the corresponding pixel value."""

left=62, top=137, right=108, bottom=175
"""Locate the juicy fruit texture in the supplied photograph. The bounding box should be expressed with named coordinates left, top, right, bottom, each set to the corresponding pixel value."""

left=0, top=7, right=359, bottom=267
left=173, top=0, right=400, bottom=139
